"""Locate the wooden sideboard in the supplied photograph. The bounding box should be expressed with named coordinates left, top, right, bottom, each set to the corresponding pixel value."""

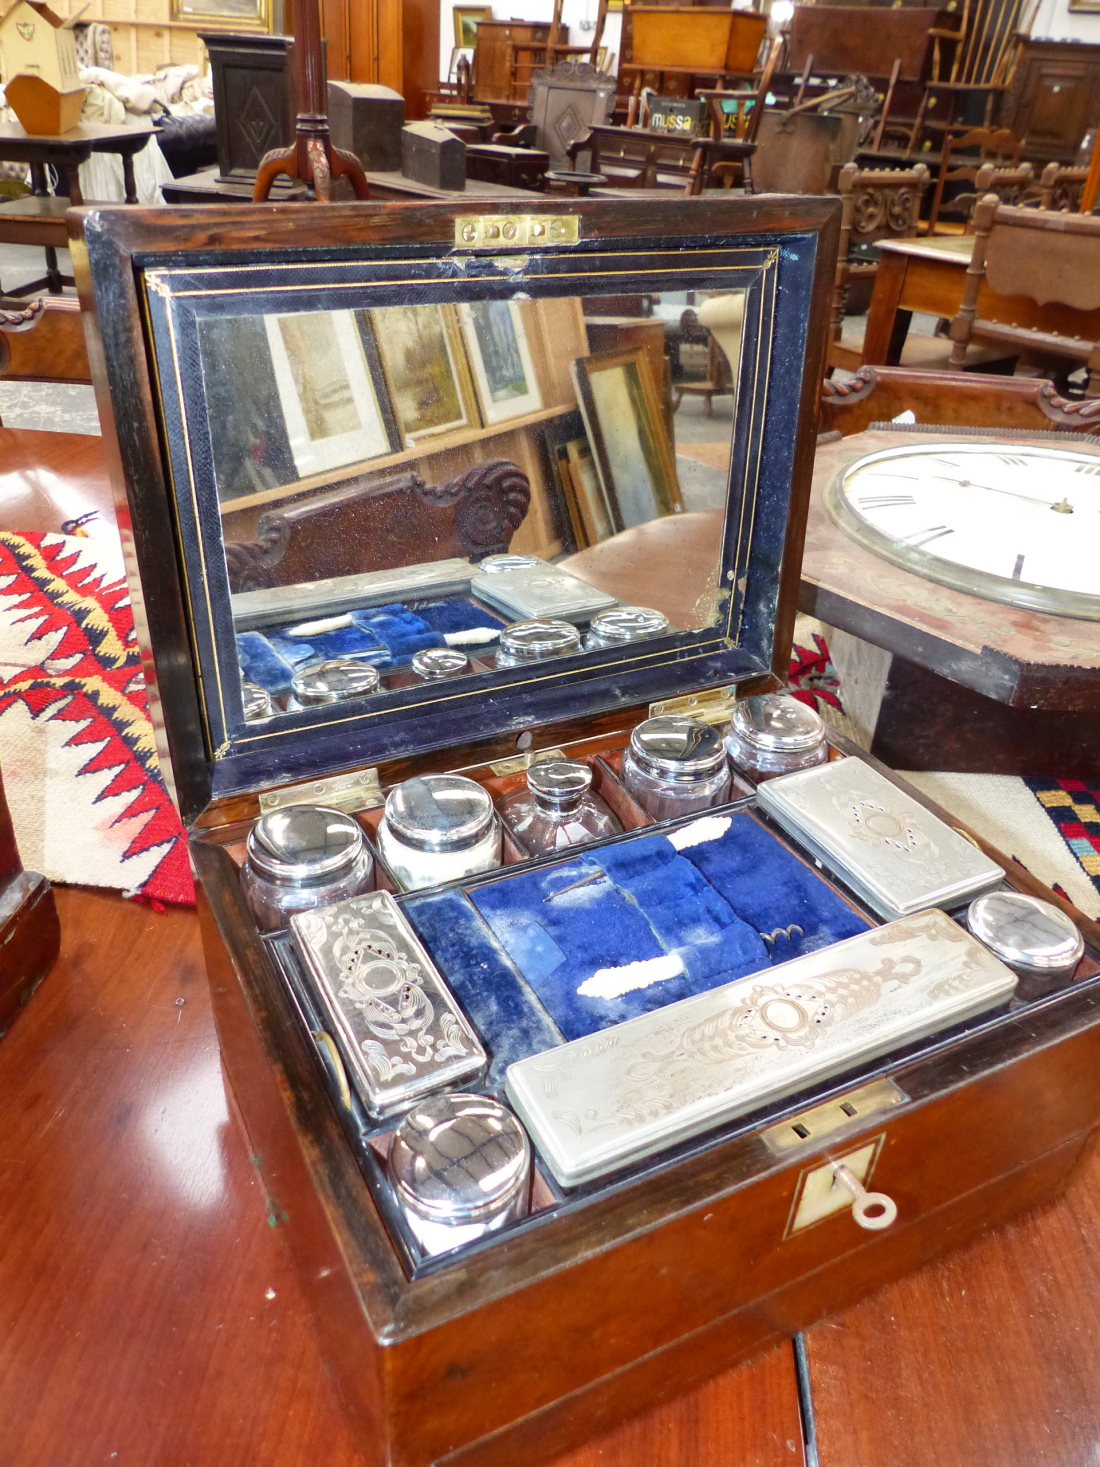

left=1000, top=39, right=1100, bottom=163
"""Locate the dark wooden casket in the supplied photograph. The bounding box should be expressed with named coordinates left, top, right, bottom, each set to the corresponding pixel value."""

left=72, top=195, right=1100, bottom=1467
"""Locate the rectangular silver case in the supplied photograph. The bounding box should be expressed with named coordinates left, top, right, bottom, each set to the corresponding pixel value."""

left=471, top=561, right=618, bottom=622
left=756, top=756, right=1004, bottom=920
left=291, top=891, right=487, bottom=1118
left=506, top=910, right=1017, bottom=1187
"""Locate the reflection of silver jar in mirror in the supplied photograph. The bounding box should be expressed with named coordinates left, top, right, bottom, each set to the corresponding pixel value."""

left=725, top=693, right=828, bottom=783
left=241, top=804, right=374, bottom=931
left=387, top=1092, right=531, bottom=1257
left=377, top=774, right=502, bottom=891
left=290, top=657, right=381, bottom=707
left=411, top=647, right=471, bottom=681
left=495, top=619, right=581, bottom=668
left=478, top=554, right=542, bottom=574
left=967, top=891, right=1084, bottom=993
left=241, top=681, right=273, bottom=721
left=500, top=758, right=623, bottom=855
left=585, top=606, right=670, bottom=651
left=621, top=716, right=732, bottom=820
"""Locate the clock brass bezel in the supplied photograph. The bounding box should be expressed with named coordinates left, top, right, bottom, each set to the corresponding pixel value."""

left=825, top=440, right=1100, bottom=624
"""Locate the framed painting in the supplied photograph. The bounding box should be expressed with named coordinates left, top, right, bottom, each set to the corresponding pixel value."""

left=172, top=0, right=267, bottom=21
left=263, top=310, right=400, bottom=479
left=453, top=5, right=493, bottom=46
left=570, top=346, right=682, bottom=533
left=372, top=303, right=480, bottom=445
left=458, top=300, right=543, bottom=425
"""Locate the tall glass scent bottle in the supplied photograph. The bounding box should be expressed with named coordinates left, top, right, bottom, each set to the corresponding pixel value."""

left=621, top=716, right=732, bottom=821
left=725, top=692, right=828, bottom=783
left=377, top=775, right=502, bottom=892
left=240, top=804, right=374, bottom=932
left=500, top=759, right=623, bottom=855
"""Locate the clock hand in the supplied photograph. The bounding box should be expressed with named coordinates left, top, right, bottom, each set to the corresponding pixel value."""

left=924, top=473, right=1074, bottom=512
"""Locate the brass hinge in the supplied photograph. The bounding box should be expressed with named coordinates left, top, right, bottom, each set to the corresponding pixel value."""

left=489, top=748, right=566, bottom=776
left=454, top=214, right=580, bottom=249
left=648, top=685, right=738, bottom=725
left=761, top=1078, right=908, bottom=1156
left=258, top=767, right=383, bottom=815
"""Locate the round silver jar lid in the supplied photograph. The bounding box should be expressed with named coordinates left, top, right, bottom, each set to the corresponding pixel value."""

left=291, top=657, right=380, bottom=705
left=528, top=758, right=592, bottom=808
left=479, top=554, right=541, bottom=574
left=388, top=1092, right=530, bottom=1225
left=411, top=647, right=471, bottom=680
left=499, top=619, right=581, bottom=663
left=587, top=606, right=669, bottom=645
left=384, top=774, right=496, bottom=853
left=246, top=804, right=367, bottom=886
left=967, top=891, right=1084, bottom=975
left=731, top=693, right=825, bottom=753
left=241, top=681, right=273, bottom=721
left=629, top=716, right=727, bottom=782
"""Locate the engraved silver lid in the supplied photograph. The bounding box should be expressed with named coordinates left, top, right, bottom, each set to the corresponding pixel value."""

left=388, top=1092, right=531, bottom=1224
left=242, top=681, right=273, bottom=720
left=629, top=716, right=727, bottom=783
left=479, top=554, right=542, bottom=574
left=384, top=774, right=496, bottom=852
left=246, top=804, right=367, bottom=886
left=527, top=758, right=592, bottom=810
left=499, top=619, right=581, bottom=662
left=966, top=891, right=1084, bottom=976
left=411, top=647, right=471, bottom=680
left=291, top=657, right=381, bottom=705
left=731, top=693, right=825, bottom=753
left=587, top=606, right=669, bottom=646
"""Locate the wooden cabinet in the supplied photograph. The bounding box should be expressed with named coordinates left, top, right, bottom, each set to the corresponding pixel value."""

left=310, top=0, right=437, bottom=120
left=1000, top=39, right=1100, bottom=164
left=474, top=20, right=552, bottom=103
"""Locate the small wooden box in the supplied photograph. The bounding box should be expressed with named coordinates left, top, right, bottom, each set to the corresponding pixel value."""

left=401, top=119, right=466, bottom=190
left=73, top=195, right=1100, bottom=1467
left=328, top=81, right=405, bottom=173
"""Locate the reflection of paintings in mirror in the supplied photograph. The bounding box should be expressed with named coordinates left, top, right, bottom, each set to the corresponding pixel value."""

left=265, top=311, right=398, bottom=479
left=454, top=4, right=492, bottom=46
left=572, top=347, right=682, bottom=532
left=565, top=438, right=613, bottom=544
left=459, top=301, right=542, bottom=425
left=373, top=304, right=478, bottom=445
left=198, top=313, right=297, bottom=503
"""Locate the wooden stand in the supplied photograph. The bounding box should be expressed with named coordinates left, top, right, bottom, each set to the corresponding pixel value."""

left=0, top=768, right=59, bottom=1038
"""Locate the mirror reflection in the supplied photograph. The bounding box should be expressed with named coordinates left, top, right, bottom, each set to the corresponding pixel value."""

left=207, top=288, right=743, bottom=722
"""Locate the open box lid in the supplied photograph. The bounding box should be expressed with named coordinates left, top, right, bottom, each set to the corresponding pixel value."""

left=71, top=195, right=839, bottom=827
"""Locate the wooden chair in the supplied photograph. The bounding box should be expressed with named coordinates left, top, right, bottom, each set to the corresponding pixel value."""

left=925, top=127, right=1022, bottom=235
left=948, top=198, right=1100, bottom=397
left=903, top=0, right=1028, bottom=153
left=819, top=364, right=1100, bottom=437
left=950, top=160, right=1035, bottom=231
left=1036, top=163, right=1091, bottom=212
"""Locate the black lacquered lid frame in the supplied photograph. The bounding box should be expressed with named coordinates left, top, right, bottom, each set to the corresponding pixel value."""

left=70, top=195, right=840, bottom=825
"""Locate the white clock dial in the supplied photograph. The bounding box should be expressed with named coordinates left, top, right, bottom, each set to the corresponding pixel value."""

left=825, top=441, right=1100, bottom=620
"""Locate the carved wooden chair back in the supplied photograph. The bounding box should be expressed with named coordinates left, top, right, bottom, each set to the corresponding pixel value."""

left=954, top=160, right=1035, bottom=230
left=926, top=126, right=1023, bottom=234
left=830, top=162, right=931, bottom=344
left=819, top=365, right=1100, bottom=437
left=948, top=199, right=1100, bottom=396
left=1036, top=163, right=1091, bottom=212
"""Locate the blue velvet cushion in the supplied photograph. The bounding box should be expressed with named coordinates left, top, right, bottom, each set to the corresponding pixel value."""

left=413, top=601, right=504, bottom=635
left=236, top=631, right=297, bottom=698
left=405, top=889, right=564, bottom=1086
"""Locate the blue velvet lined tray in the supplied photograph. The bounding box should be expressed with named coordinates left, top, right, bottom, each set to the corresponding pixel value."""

left=407, top=812, right=872, bottom=1046
left=236, top=598, right=505, bottom=696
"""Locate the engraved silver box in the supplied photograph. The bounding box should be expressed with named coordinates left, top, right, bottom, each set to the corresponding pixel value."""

left=506, top=910, right=1017, bottom=1187
left=756, top=756, right=1003, bottom=920
left=291, top=891, right=487, bottom=1118
left=471, top=559, right=617, bottom=622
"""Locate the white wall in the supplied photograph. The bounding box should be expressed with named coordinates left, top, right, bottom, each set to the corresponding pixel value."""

left=1029, top=0, right=1100, bottom=42
left=438, top=0, right=622, bottom=86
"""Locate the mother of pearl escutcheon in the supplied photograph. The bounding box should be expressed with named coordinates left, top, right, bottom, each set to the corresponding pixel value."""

left=505, top=910, right=1016, bottom=1188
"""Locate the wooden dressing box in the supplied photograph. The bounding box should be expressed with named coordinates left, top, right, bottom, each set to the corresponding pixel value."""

left=72, top=196, right=1100, bottom=1467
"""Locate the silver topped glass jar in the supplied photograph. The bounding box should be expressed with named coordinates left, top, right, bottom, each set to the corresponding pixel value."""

left=621, top=715, right=732, bottom=821
left=725, top=692, right=828, bottom=783
left=500, top=758, right=623, bottom=855
left=967, top=891, right=1084, bottom=991
left=241, top=804, right=374, bottom=932
left=411, top=647, right=471, bottom=680
left=290, top=657, right=381, bottom=706
left=585, top=606, right=670, bottom=651
left=495, top=619, right=581, bottom=668
left=478, top=553, right=541, bottom=574
left=387, top=1092, right=531, bottom=1257
left=377, top=774, right=502, bottom=891
left=241, top=681, right=273, bottom=721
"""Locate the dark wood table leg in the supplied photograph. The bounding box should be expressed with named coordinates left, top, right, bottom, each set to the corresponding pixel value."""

left=42, top=245, right=64, bottom=294
left=122, top=149, right=139, bottom=205
left=29, top=162, right=49, bottom=196
left=64, top=164, right=83, bottom=207
left=861, top=251, right=908, bottom=365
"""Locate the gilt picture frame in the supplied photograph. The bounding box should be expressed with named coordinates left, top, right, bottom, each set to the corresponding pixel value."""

left=372, top=303, right=480, bottom=446
left=453, top=4, right=493, bottom=47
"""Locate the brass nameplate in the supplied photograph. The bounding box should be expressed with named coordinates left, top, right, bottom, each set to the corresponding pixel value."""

left=454, top=215, right=580, bottom=249
left=761, top=1078, right=907, bottom=1156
